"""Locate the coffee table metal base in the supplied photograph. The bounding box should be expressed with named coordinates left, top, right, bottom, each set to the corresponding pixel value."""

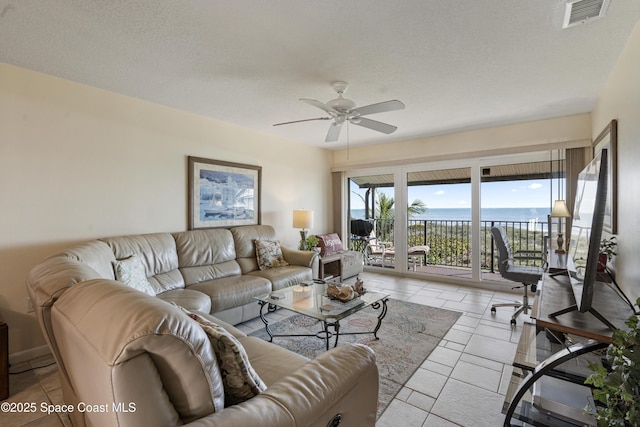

left=257, top=298, right=389, bottom=351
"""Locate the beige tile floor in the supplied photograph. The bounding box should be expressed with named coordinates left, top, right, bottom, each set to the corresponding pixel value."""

left=1, top=271, right=526, bottom=426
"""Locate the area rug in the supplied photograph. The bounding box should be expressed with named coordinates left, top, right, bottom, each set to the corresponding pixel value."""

left=248, top=299, right=462, bottom=418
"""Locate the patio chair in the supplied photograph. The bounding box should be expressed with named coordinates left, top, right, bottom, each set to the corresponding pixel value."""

left=364, top=240, right=390, bottom=267
left=364, top=241, right=429, bottom=270
left=490, top=225, right=544, bottom=326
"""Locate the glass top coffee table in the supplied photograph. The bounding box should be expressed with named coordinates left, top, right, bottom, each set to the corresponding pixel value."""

left=255, top=280, right=390, bottom=351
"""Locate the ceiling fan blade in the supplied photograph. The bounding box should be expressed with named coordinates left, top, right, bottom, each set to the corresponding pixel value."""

left=273, top=117, right=330, bottom=126
left=325, top=122, right=343, bottom=142
left=351, top=100, right=405, bottom=117
left=351, top=117, right=397, bottom=134
left=300, top=98, right=339, bottom=116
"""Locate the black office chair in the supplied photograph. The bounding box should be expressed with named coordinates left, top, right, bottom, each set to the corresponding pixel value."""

left=490, top=225, right=544, bottom=326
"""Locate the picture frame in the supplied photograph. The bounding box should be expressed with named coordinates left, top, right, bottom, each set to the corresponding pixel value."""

left=188, top=156, right=261, bottom=230
left=592, top=119, right=617, bottom=234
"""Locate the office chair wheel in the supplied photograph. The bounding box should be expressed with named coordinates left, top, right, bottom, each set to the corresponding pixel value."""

left=490, top=307, right=496, bottom=314
left=510, top=319, right=517, bottom=326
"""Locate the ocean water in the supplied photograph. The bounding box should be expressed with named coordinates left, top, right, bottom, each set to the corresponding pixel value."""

left=350, top=207, right=550, bottom=224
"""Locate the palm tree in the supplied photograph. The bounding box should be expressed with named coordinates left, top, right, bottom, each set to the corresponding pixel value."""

left=374, top=193, right=427, bottom=242
left=409, top=199, right=427, bottom=218
left=352, top=191, right=427, bottom=219
left=375, top=193, right=427, bottom=217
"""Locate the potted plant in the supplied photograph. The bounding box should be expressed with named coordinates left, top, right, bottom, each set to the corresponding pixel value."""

left=585, top=298, right=640, bottom=426
left=304, top=235, right=319, bottom=252
left=598, top=236, right=617, bottom=272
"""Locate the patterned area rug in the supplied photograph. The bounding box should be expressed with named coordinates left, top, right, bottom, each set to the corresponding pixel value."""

left=249, top=299, right=462, bottom=418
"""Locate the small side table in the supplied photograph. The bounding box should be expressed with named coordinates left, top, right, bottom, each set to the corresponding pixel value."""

left=0, top=314, right=8, bottom=400
left=318, top=253, right=342, bottom=280
left=318, top=252, right=364, bottom=281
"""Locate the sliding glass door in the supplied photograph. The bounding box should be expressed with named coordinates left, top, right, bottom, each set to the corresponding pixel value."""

left=348, top=173, right=395, bottom=270
left=344, top=150, right=568, bottom=283
left=479, top=154, right=553, bottom=281
left=406, top=167, right=472, bottom=278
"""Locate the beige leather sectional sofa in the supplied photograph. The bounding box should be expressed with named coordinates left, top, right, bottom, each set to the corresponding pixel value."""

left=26, top=225, right=378, bottom=426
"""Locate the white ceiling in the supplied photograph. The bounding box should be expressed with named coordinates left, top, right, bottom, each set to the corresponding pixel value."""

left=1, top=1, right=639, bottom=149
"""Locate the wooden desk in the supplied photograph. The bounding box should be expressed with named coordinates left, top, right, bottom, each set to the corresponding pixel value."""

left=546, top=251, right=567, bottom=275
left=503, top=273, right=634, bottom=426
left=533, top=273, right=632, bottom=343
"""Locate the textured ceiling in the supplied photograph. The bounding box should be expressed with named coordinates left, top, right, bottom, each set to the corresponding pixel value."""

left=1, top=1, right=639, bottom=149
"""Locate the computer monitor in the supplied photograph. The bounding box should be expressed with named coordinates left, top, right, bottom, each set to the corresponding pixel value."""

left=551, top=148, right=614, bottom=329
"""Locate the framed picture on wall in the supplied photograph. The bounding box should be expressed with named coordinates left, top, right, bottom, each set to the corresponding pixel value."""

left=592, top=119, right=617, bottom=234
left=188, top=156, right=261, bottom=229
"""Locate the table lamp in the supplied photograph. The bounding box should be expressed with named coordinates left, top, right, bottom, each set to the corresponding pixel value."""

left=293, top=209, right=314, bottom=250
left=551, top=200, right=571, bottom=253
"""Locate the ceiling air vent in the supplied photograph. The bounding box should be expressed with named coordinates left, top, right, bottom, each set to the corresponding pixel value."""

left=563, top=0, right=610, bottom=29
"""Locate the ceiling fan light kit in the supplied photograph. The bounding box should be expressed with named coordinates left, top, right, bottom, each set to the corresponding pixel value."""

left=273, top=81, right=405, bottom=142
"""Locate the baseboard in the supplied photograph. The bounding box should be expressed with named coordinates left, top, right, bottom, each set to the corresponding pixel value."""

left=9, top=345, right=52, bottom=365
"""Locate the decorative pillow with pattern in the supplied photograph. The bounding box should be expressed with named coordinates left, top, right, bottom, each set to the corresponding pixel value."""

left=255, top=239, right=289, bottom=270
left=112, top=255, right=156, bottom=296
left=180, top=308, right=267, bottom=406
left=316, top=233, right=344, bottom=256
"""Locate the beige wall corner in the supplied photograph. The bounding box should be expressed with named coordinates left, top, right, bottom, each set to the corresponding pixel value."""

left=591, top=20, right=640, bottom=303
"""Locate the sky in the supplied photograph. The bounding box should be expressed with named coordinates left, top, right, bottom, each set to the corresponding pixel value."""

left=350, top=178, right=559, bottom=210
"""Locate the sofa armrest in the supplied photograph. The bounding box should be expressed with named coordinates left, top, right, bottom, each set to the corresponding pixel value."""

left=283, top=247, right=319, bottom=279
left=281, top=247, right=317, bottom=267
left=185, top=343, right=378, bottom=427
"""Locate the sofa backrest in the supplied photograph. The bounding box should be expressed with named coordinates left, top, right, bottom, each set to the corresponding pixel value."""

left=51, top=281, right=225, bottom=426
left=58, top=240, right=117, bottom=280
left=230, top=225, right=278, bottom=274
left=26, top=240, right=116, bottom=365
left=173, top=229, right=242, bottom=285
left=100, top=233, right=184, bottom=294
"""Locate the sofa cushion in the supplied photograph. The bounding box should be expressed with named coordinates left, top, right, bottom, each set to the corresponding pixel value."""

left=248, top=265, right=312, bottom=291
left=157, top=288, right=212, bottom=313
left=316, top=233, right=344, bottom=256
left=255, top=240, right=289, bottom=270
left=112, top=255, right=156, bottom=296
left=174, top=229, right=243, bottom=285
left=187, top=275, right=272, bottom=313
left=238, top=336, right=308, bottom=386
left=181, top=308, right=267, bottom=406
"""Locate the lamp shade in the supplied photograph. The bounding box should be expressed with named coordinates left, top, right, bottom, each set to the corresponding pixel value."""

left=550, top=200, right=571, bottom=218
left=292, top=209, right=314, bottom=229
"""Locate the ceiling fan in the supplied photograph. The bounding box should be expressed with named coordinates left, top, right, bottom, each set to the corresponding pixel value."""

left=273, top=81, right=405, bottom=142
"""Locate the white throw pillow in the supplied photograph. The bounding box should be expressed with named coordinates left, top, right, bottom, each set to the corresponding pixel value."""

left=112, top=255, right=156, bottom=296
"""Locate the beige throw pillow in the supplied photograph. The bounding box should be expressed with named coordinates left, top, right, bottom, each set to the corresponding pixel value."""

left=255, top=239, right=289, bottom=270
left=180, top=308, right=267, bottom=406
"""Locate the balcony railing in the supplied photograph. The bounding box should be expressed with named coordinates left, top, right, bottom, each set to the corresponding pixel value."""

left=352, top=218, right=548, bottom=272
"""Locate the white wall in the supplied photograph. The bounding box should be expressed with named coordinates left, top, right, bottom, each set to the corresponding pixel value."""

left=591, top=21, right=640, bottom=303
left=0, top=63, right=333, bottom=354
left=332, top=114, right=592, bottom=170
